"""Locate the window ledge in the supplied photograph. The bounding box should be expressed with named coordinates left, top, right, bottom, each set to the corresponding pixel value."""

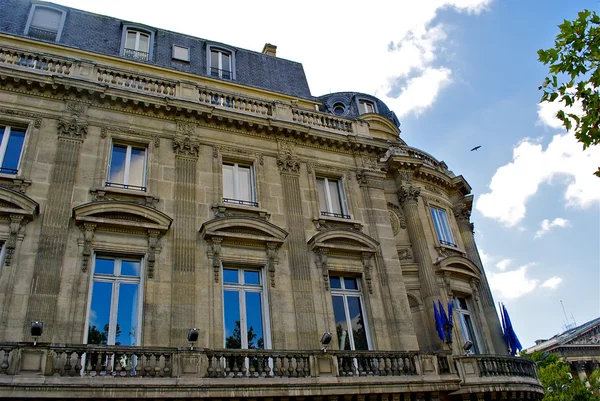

left=91, top=187, right=159, bottom=208
left=0, top=175, right=31, bottom=193
left=212, top=202, right=270, bottom=220
left=435, top=244, right=466, bottom=259
left=313, top=215, right=363, bottom=231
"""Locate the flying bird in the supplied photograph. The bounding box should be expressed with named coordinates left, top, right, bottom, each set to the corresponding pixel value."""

left=470, top=146, right=481, bottom=151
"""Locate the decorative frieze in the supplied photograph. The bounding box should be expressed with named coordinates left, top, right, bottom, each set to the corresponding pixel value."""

left=65, top=100, right=87, bottom=117
left=176, top=120, right=197, bottom=136
left=173, top=136, right=200, bottom=159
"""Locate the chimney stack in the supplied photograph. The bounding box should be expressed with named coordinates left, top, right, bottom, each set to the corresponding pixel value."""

left=262, top=43, right=277, bottom=57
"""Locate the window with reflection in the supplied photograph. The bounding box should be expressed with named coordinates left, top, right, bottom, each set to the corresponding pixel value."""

left=222, top=162, right=256, bottom=206
left=358, top=100, right=376, bottom=114
left=317, top=177, right=349, bottom=219
left=0, top=125, right=26, bottom=175
left=87, top=256, right=141, bottom=346
left=330, top=276, right=370, bottom=350
left=124, top=29, right=151, bottom=61
left=223, top=268, right=266, bottom=349
left=210, top=49, right=232, bottom=80
left=430, top=207, right=456, bottom=247
left=454, top=296, right=480, bottom=354
left=107, top=143, right=147, bottom=191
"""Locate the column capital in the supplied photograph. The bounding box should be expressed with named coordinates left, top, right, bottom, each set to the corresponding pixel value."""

left=173, top=136, right=200, bottom=159
left=397, top=185, right=420, bottom=206
left=276, top=154, right=301, bottom=174
left=453, top=203, right=471, bottom=223
left=57, top=118, right=87, bottom=141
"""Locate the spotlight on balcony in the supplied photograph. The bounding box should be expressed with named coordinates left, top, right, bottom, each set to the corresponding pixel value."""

left=187, top=328, right=199, bottom=350
left=320, top=332, right=332, bottom=352
left=463, top=340, right=473, bottom=354
left=30, top=321, right=43, bottom=346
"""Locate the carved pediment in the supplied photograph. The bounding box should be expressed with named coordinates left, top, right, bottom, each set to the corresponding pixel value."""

left=435, top=255, right=480, bottom=279
left=564, top=321, right=600, bottom=346
left=0, top=185, right=39, bottom=218
left=308, top=229, right=379, bottom=254
left=200, top=216, right=288, bottom=246
left=73, top=201, right=172, bottom=233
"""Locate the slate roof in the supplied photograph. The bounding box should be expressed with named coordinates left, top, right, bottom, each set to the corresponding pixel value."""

left=526, top=317, right=600, bottom=353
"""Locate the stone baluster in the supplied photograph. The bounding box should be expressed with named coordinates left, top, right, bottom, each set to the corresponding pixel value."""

left=0, top=348, right=10, bottom=374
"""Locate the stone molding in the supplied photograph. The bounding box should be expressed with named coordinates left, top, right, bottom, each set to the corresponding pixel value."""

left=173, top=136, right=200, bottom=159
left=57, top=118, right=87, bottom=141
left=276, top=154, right=301, bottom=175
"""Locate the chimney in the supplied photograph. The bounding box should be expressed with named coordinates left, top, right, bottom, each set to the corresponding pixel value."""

left=262, top=43, right=277, bottom=57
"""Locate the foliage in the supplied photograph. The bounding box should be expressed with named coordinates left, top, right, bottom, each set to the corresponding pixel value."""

left=225, top=320, right=263, bottom=349
left=538, top=10, right=600, bottom=177
left=521, top=351, right=599, bottom=401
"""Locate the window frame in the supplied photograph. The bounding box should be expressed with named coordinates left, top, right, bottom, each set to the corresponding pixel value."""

left=357, top=99, right=377, bottom=114
left=222, top=161, right=257, bottom=207
left=24, top=3, right=67, bottom=43
left=206, top=43, right=236, bottom=81
left=106, top=140, right=148, bottom=192
left=84, top=254, right=144, bottom=346
left=316, top=176, right=350, bottom=219
left=222, top=266, right=270, bottom=350
left=120, top=25, right=155, bottom=62
left=0, top=124, right=27, bottom=176
left=330, top=275, right=372, bottom=351
left=453, top=296, right=481, bottom=355
left=172, top=45, right=190, bottom=62
left=430, top=206, right=457, bottom=247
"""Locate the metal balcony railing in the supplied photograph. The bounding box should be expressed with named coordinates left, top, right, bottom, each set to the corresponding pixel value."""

left=321, top=211, right=351, bottom=219
left=223, top=198, right=259, bottom=207
left=27, top=27, right=58, bottom=42
left=210, top=67, right=232, bottom=80
left=105, top=182, right=147, bottom=192
left=123, top=48, right=149, bottom=62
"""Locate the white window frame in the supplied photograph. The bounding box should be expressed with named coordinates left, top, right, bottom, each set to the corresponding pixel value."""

left=0, top=125, right=26, bottom=176
left=222, top=162, right=256, bottom=206
left=24, top=3, right=67, bottom=42
left=358, top=99, right=376, bottom=114
left=317, top=177, right=349, bottom=218
left=330, top=276, right=372, bottom=350
left=172, top=45, right=190, bottom=62
left=206, top=44, right=236, bottom=80
left=430, top=206, right=456, bottom=247
left=106, top=142, right=148, bottom=191
left=84, top=255, right=144, bottom=346
left=120, top=25, right=155, bottom=62
left=454, top=296, right=481, bottom=355
left=222, top=267, right=271, bottom=350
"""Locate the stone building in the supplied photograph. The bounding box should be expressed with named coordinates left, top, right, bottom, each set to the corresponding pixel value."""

left=0, top=1, right=542, bottom=399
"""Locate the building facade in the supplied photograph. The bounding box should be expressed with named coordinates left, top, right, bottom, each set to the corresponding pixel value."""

left=0, top=1, right=542, bottom=399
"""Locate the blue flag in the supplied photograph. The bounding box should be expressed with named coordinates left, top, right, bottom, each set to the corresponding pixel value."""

left=447, top=300, right=453, bottom=326
left=433, top=301, right=445, bottom=341
left=438, top=300, right=449, bottom=327
left=501, top=303, right=522, bottom=356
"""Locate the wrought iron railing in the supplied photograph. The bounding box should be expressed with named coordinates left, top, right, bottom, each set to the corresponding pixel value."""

left=321, top=211, right=351, bottom=219
left=439, top=240, right=457, bottom=247
left=223, top=198, right=259, bottom=207
left=210, top=67, right=232, bottom=80
left=123, top=48, right=149, bottom=62
left=27, top=27, right=58, bottom=42
left=105, top=182, right=147, bottom=192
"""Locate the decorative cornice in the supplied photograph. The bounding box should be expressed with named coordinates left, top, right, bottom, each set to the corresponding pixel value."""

left=173, top=136, right=200, bottom=159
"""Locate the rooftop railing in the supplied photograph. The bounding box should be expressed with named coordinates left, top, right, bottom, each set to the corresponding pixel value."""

left=0, top=46, right=73, bottom=75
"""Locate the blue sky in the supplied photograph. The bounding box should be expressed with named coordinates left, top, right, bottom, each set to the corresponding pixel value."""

left=49, top=0, right=600, bottom=348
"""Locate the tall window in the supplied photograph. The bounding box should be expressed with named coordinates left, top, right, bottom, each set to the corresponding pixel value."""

left=358, top=100, right=375, bottom=114
left=0, top=125, right=26, bottom=175
left=223, top=268, right=266, bottom=349
left=106, top=143, right=147, bottom=191
left=25, top=5, right=65, bottom=42
left=124, top=29, right=150, bottom=61
left=317, top=177, right=349, bottom=219
left=87, top=256, right=142, bottom=346
left=222, top=162, right=256, bottom=206
left=210, top=49, right=232, bottom=80
left=430, top=207, right=456, bottom=246
left=330, top=276, right=370, bottom=350
left=454, top=297, right=480, bottom=354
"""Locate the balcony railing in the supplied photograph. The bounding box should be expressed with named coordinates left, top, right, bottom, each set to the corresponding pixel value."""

left=105, top=182, right=147, bottom=192
left=27, top=27, right=58, bottom=42
left=454, top=355, right=539, bottom=383
left=210, top=67, right=232, bottom=80
left=123, top=48, right=149, bottom=62
left=223, top=198, right=259, bottom=207
left=0, top=46, right=73, bottom=75
left=321, top=211, right=351, bottom=219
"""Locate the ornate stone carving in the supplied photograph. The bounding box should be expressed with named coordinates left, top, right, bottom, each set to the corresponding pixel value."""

left=66, top=100, right=87, bottom=117
left=34, top=117, right=42, bottom=129
left=213, top=145, right=220, bottom=159
left=266, top=242, right=278, bottom=287
left=153, top=136, right=160, bottom=148
left=396, top=169, right=414, bottom=183
left=80, top=223, right=96, bottom=272
left=362, top=156, right=378, bottom=170
left=147, top=229, right=161, bottom=279
left=100, top=126, right=107, bottom=139
left=435, top=246, right=464, bottom=259
left=567, top=326, right=600, bottom=345
left=424, top=184, right=442, bottom=195
left=397, top=185, right=420, bottom=206
left=277, top=154, right=300, bottom=174
left=316, top=248, right=329, bottom=290
left=173, top=136, right=200, bottom=158
left=207, top=237, right=223, bottom=283
left=470, top=278, right=480, bottom=302
left=0, top=179, right=31, bottom=194
left=306, top=162, right=313, bottom=174
left=453, top=203, right=471, bottom=223
left=356, top=170, right=368, bottom=186
left=443, top=272, right=453, bottom=298
left=176, top=120, right=197, bottom=136
left=397, top=247, right=412, bottom=261
left=362, top=252, right=374, bottom=294
left=4, top=215, right=25, bottom=267
left=387, top=202, right=407, bottom=235
left=57, top=118, right=87, bottom=140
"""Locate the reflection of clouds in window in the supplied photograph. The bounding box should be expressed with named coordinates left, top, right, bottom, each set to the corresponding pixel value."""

left=129, top=148, right=145, bottom=187
left=108, top=145, right=127, bottom=183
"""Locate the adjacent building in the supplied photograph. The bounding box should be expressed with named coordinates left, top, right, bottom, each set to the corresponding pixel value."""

left=0, top=1, right=542, bottom=399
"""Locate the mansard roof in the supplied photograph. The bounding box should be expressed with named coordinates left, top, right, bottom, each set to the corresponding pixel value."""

left=526, top=317, right=600, bottom=352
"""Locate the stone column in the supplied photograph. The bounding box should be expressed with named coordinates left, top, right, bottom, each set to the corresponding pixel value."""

left=25, top=118, right=87, bottom=341
left=396, top=182, right=440, bottom=350
left=573, top=361, right=588, bottom=382
left=171, top=136, right=199, bottom=345
left=454, top=201, right=506, bottom=354
left=277, top=152, right=318, bottom=349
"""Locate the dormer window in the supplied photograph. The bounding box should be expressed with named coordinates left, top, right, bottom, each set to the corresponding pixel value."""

left=120, top=25, right=155, bottom=62
left=25, top=4, right=66, bottom=42
left=358, top=99, right=376, bottom=114
left=207, top=44, right=236, bottom=80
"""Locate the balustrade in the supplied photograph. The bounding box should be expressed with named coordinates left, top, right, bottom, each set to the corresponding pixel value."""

left=336, top=351, right=418, bottom=377
left=0, top=47, right=72, bottom=75
left=96, top=68, right=176, bottom=96
left=455, top=355, right=538, bottom=380
left=205, top=350, right=311, bottom=378
left=198, top=89, right=272, bottom=116
left=291, top=108, right=353, bottom=133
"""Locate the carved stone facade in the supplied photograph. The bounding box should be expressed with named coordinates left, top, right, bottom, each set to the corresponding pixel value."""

left=0, top=4, right=541, bottom=401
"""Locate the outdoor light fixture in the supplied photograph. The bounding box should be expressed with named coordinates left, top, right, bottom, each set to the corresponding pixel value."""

left=320, top=332, right=332, bottom=352
left=463, top=340, right=473, bottom=354
left=187, top=328, right=199, bottom=350
left=30, top=321, right=43, bottom=346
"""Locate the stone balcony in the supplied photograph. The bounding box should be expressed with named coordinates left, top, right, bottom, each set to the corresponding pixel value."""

left=0, top=343, right=542, bottom=400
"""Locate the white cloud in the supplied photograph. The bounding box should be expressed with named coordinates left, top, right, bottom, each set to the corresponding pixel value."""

left=488, top=263, right=539, bottom=299
left=49, top=0, right=492, bottom=118
left=476, top=129, right=600, bottom=226
left=541, top=277, right=563, bottom=289
left=495, top=258, right=512, bottom=271
left=534, top=218, right=570, bottom=239
left=479, top=249, right=490, bottom=265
